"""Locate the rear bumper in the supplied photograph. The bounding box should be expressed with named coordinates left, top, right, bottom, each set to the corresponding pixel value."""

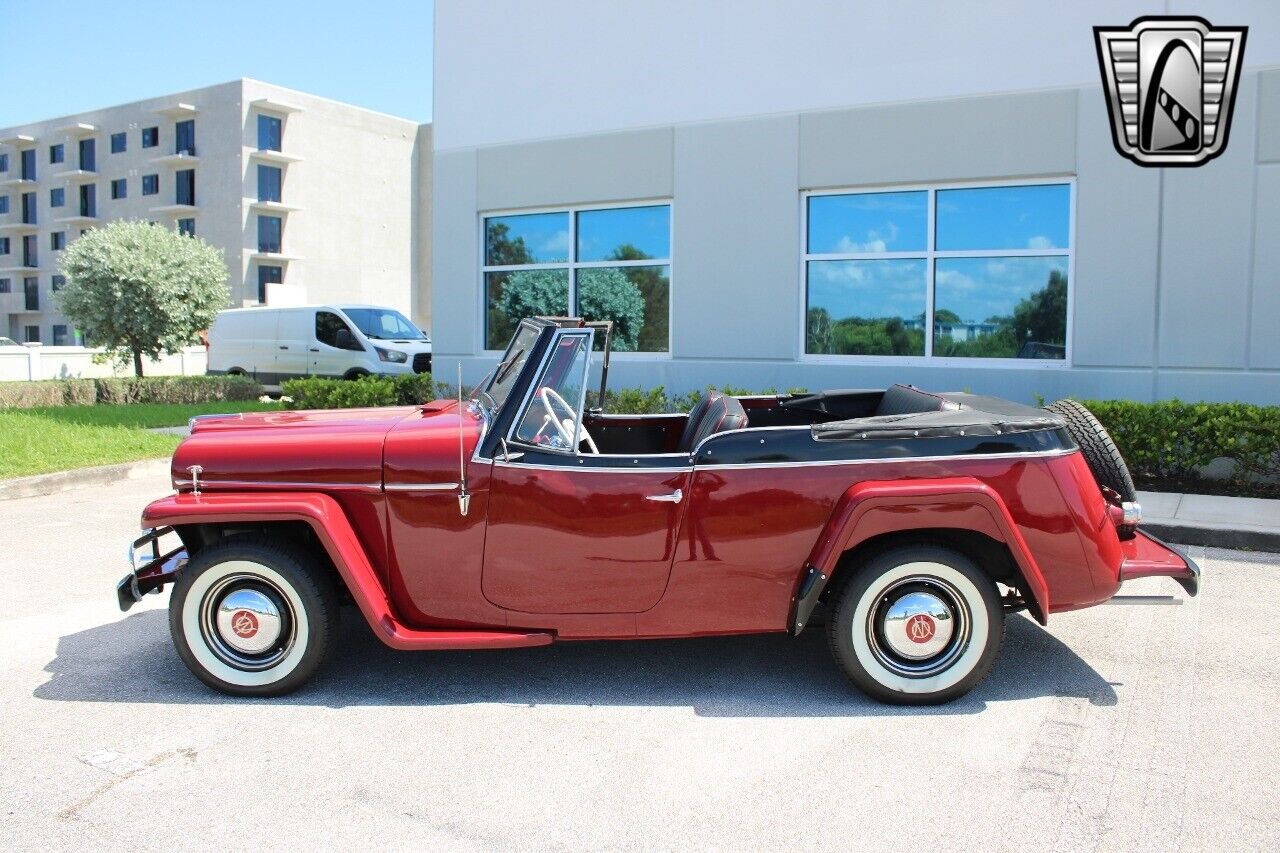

left=1119, top=529, right=1201, bottom=597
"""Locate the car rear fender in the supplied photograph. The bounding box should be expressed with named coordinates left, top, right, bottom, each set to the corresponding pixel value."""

left=140, top=492, right=552, bottom=651
left=792, top=477, right=1051, bottom=633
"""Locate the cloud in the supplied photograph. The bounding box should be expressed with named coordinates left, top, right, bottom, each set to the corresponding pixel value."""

left=539, top=230, right=570, bottom=257
left=1026, top=235, right=1056, bottom=249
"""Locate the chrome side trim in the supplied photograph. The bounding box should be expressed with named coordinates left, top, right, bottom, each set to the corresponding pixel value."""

left=493, top=459, right=695, bottom=474
left=695, top=446, right=1078, bottom=471
left=173, top=479, right=383, bottom=493
left=384, top=482, right=461, bottom=492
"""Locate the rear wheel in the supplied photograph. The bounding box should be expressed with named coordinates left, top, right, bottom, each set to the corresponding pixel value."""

left=169, top=538, right=338, bottom=697
left=828, top=545, right=1004, bottom=705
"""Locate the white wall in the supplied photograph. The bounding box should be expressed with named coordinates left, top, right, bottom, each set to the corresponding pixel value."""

left=434, top=0, right=1280, bottom=150
left=0, top=346, right=207, bottom=382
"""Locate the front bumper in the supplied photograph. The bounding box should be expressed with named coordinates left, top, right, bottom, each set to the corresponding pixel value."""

left=117, top=526, right=187, bottom=612
left=1119, top=529, right=1201, bottom=597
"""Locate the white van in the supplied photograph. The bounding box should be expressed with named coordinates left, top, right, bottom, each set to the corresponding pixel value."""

left=207, top=304, right=432, bottom=385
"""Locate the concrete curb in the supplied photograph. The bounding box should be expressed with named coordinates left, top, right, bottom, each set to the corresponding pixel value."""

left=1143, top=521, right=1280, bottom=553
left=0, top=458, right=170, bottom=501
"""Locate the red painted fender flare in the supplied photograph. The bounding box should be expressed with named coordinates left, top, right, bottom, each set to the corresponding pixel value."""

left=793, top=477, right=1050, bottom=631
left=141, top=492, right=552, bottom=650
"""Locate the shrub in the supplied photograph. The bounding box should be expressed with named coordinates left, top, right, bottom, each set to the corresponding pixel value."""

left=282, top=373, right=436, bottom=410
left=0, top=375, right=260, bottom=409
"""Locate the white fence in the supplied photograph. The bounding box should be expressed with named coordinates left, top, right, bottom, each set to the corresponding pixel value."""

left=0, top=345, right=208, bottom=382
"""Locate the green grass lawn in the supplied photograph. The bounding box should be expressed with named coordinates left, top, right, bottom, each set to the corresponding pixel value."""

left=0, top=401, right=281, bottom=479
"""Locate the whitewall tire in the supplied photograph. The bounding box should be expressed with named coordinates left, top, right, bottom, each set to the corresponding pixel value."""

left=169, top=538, right=338, bottom=697
left=828, top=545, right=1004, bottom=705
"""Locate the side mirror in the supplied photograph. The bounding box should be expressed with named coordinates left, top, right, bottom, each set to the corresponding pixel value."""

left=334, top=328, right=356, bottom=350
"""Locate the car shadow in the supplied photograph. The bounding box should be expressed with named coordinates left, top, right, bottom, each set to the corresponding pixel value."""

left=33, top=608, right=1117, bottom=717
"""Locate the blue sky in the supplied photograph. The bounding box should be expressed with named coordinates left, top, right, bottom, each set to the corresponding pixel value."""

left=0, top=1, right=433, bottom=128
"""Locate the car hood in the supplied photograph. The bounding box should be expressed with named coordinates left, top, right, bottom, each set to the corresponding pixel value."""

left=172, top=404, right=428, bottom=491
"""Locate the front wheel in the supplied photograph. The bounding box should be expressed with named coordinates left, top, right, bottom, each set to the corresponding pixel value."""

left=169, top=538, right=339, bottom=696
left=828, top=545, right=1004, bottom=705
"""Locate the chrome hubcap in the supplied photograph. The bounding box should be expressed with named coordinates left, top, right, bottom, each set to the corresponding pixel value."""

left=199, top=573, right=296, bottom=671
left=866, top=575, right=971, bottom=678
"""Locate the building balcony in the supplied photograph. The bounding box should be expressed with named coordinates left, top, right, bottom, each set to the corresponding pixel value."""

left=249, top=250, right=300, bottom=264
left=0, top=221, right=40, bottom=235
left=250, top=98, right=304, bottom=115
left=58, top=169, right=98, bottom=183
left=55, top=213, right=100, bottom=226
left=151, top=151, right=200, bottom=167
left=154, top=102, right=198, bottom=118
left=0, top=176, right=38, bottom=190
left=0, top=263, right=41, bottom=275
left=248, top=199, right=302, bottom=214
left=54, top=122, right=96, bottom=137
left=0, top=133, right=35, bottom=146
left=246, top=147, right=303, bottom=166
left=149, top=203, right=199, bottom=216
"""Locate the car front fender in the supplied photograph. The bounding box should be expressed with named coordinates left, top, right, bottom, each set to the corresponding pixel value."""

left=791, top=477, right=1051, bottom=634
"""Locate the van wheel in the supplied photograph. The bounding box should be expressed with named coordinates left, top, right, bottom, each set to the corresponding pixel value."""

left=343, top=369, right=370, bottom=381
left=828, top=545, right=1004, bottom=705
left=169, top=538, right=339, bottom=697
left=227, top=368, right=248, bottom=377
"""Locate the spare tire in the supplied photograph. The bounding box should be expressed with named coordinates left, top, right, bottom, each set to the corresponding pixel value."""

left=1045, top=399, right=1137, bottom=503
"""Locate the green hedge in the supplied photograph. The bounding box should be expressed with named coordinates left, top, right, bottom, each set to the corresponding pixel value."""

left=281, top=374, right=436, bottom=410
left=0, top=375, right=262, bottom=409
left=1082, top=398, right=1280, bottom=484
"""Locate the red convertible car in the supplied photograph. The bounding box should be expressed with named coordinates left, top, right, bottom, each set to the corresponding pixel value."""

left=121, top=317, right=1199, bottom=704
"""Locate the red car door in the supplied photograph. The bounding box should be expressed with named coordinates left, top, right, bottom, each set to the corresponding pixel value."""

left=482, top=456, right=692, bottom=614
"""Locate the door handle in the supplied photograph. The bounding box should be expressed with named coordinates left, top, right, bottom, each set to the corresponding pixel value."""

left=645, top=489, right=683, bottom=504
left=308, top=347, right=319, bottom=352
left=279, top=345, right=289, bottom=350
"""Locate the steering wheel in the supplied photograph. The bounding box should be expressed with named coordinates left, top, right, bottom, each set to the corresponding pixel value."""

left=540, top=387, right=599, bottom=454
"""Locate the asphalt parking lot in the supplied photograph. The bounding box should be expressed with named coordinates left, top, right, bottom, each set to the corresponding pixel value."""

left=2, top=470, right=1278, bottom=852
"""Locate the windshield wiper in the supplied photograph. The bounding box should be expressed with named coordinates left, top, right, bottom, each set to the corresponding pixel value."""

left=494, top=348, right=524, bottom=385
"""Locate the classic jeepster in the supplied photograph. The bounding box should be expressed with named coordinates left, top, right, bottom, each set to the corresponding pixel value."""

left=122, top=317, right=1199, bottom=704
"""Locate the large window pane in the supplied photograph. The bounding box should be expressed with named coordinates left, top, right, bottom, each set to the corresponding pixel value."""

left=806, top=259, right=927, bottom=356
left=484, top=213, right=569, bottom=265
left=807, top=191, right=927, bottom=254
left=485, top=268, right=569, bottom=349
left=576, top=205, right=670, bottom=262
left=575, top=265, right=669, bottom=352
left=933, top=256, right=1068, bottom=359
left=935, top=184, right=1070, bottom=251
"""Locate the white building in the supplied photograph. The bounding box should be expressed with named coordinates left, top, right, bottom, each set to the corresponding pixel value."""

left=0, top=79, right=430, bottom=345
left=431, top=1, right=1280, bottom=404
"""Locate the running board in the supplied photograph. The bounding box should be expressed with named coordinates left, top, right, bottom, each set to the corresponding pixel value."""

left=375, top=615, right=555, bottom=650
left=1104, top=595, right=1183, bottom=606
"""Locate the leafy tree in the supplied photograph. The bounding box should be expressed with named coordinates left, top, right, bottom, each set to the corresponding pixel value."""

left=495, top=268, right=646, bottom=351
left=56, top=220, right=229, bottom=376
left=608, top=244, right=668, bottom=352
left=485, top=221, right=536, bottom=266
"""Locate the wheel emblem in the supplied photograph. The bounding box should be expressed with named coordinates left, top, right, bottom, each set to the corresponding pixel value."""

left=905, top=613, right=936, bottom=644
left=231, top=609, right=259, bottom=639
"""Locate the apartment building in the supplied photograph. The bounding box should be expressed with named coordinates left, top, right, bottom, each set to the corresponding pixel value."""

left=0, top=79, right=427, bottom=345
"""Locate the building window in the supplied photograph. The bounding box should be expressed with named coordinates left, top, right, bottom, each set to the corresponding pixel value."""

left=51, top=274, right=65, bottom=291
left=0, top=237, right=8, bottom=255
left=52, top=325, right=68, bottom=346
left=175, top=169, right=195, bottom=206
left=177, top=218, right=195, bottom=237
left=24, top=277, right=39, bottom=311
left=0, top=195, right=7, bottom=214
left=482, top=203, right=672, bottom=352
left=25, top=325, right=40, bottom=344
left=111, top=178, right=127, bottom=199
left=257, top=264, right=282, bottom=303
left=51, top=231, right=65, bottom=251
left=20, top=149, right=36, bottom=180
left=22, top=234, right=37, bottom=267
left=0, top=278, right=8, bottom=293
left=142, top=126, right=159, bottom=148
left=803, top=182, right=1072, bottom=362
left=50, top=187, right=64, bottom=208
left=257, top=114, right=282, bottom=151
left=174, top=119, right=196, bottom=155
left=79, top=183, right=97, bottom=217
left=110, top=132, right=127, bottom=154
left=0, top=153, right=8, bottom=172
left=49, top=143, right=64, bottom=164
left=21, top=191, right=36, bottom=224
left=142, top=174, right=159, bottom=195
left=257, top=215, right=282, bottom=253
left=78, top=138, right=96, bottom=172
left=257, top=164, right=282, bottom=203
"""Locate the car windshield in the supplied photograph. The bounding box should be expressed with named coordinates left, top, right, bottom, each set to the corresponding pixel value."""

left=477, top=321, right=542, bottom=411
left=339, top=308, right=428, bottom=341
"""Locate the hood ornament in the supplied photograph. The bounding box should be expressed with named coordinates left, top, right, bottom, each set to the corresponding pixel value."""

left=187, top=465, right=203, bottom=496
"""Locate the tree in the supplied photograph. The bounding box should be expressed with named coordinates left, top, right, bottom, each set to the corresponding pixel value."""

left=495, top=268, right=646, bottom=351
left=57, top=220, right=229, bottom=376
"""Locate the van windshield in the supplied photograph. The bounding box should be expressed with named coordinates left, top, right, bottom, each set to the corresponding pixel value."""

left=340, top=308, right=428, bottom=342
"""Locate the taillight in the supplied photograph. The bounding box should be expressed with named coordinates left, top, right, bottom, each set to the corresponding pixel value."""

left=1107, top=501, right=1142, bottom=528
